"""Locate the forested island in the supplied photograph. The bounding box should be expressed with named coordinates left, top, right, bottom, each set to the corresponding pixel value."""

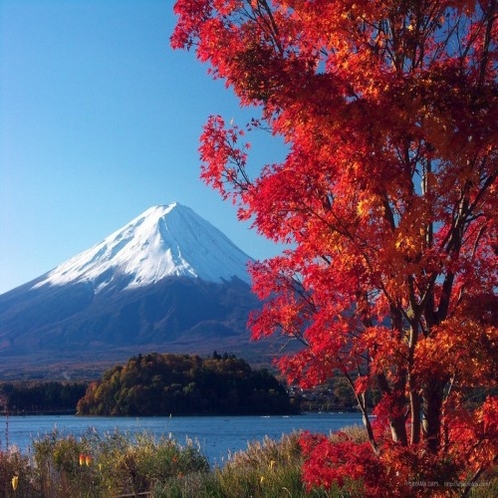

left=0, top=353, right=386, bottom=416
left=76, top=352, right=298, bottom=416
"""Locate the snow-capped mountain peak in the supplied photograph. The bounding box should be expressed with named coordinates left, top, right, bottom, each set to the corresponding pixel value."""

left=34, top=203, right=252, bottom=291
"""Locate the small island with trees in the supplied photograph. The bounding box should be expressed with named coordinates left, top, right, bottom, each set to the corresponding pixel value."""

left=76, top=352, right=298, bottom=416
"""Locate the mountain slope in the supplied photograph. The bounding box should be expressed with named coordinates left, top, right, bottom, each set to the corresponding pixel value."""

left=34, top=202, right=252, bottom=291
left=0, top=204, right=274, bottom=379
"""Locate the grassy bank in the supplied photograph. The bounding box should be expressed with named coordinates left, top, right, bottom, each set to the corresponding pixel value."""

left=0, top=426, right=496, bottom=497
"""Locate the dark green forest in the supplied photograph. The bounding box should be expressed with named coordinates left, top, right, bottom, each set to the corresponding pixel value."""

left=0, top=381, right=88, bottom=414
left=76, top=352, right=298, bottom=416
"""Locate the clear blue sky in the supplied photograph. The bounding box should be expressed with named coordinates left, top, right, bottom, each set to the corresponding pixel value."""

left=0, top=1, right=286, bottom=295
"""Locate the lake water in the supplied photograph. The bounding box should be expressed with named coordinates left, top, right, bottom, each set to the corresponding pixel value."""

left=1, top=413, right=362, bottom=467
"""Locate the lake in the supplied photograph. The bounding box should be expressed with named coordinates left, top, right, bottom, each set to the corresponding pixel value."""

left=1, top=412, right=362, bottom=467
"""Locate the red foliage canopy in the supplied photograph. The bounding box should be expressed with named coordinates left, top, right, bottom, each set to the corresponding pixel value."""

left=172, top=0, right=497, bottom=491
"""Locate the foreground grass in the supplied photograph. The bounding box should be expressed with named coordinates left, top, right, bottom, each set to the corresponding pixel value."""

left=0, top=426, right=310, bottom=497
left=0, top=425, right=496, bottom=497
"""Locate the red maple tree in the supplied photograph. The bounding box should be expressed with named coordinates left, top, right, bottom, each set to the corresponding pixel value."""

left=172, top=1, right=497, bottom=493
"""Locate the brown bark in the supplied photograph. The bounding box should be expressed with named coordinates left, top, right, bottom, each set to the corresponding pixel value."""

left=377, top=372, right=408, bottom=446
left=422, top=378, right=445, bottom=452
left=410, top=388, right=421, bottom=445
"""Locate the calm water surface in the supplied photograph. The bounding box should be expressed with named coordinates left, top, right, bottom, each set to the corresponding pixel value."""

left=2, top=413, right=362, bottom=466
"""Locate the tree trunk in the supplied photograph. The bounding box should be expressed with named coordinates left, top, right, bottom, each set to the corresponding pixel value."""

left=377, top=372, right=408, bottom=446
left=410, top=388, right=421, bottom=445
left=357, top=392, right=379, bottom=454
left=390, top=414, right=408, bottom=446
left=422, top=379, right=445, bottom=452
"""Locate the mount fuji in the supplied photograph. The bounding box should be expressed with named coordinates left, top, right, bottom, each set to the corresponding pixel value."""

left=34, top=203, right=252, bottom=291
left=0, top=203, right=272, bottom=380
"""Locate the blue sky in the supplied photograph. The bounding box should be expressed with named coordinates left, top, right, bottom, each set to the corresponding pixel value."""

left=0, top=1, right=287, bottom=295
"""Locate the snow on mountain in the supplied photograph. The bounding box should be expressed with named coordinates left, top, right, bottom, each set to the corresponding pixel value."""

left=34, top=203, right=253, bottom=291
